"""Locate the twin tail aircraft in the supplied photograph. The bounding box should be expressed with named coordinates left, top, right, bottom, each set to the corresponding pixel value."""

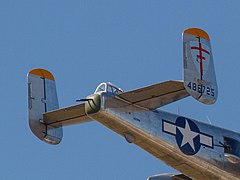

left=27, top=28, right=240, bottom=180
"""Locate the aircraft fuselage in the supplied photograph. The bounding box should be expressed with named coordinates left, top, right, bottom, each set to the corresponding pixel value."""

left=88, top=93, right=240, bottom=180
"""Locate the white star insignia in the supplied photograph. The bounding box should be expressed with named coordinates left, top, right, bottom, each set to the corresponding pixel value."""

left=177, top=119, right=199, bottom=151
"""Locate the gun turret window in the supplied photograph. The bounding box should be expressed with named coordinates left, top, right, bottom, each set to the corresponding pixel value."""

left=223, top=137, right=240, bottom=164
left=95, top=83, right=106, bottom=93
left=95, top=82, right=123, bottom=95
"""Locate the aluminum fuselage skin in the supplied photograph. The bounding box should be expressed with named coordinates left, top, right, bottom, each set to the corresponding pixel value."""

left=88, top=92, right=240, bottom=180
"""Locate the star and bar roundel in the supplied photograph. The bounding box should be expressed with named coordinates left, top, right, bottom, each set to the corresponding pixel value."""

left=162, top=117, right=213, bottom=155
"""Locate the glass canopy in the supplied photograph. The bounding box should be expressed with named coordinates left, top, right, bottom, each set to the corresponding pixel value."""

left=94, top=82, right=123, bottom=95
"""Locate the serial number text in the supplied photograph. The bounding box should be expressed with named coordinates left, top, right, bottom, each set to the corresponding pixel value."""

left=187, top=82, right=214, bottom=97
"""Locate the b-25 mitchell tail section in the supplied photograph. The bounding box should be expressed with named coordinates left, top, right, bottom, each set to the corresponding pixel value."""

left=28, top=69, right=63, bottom=144
left=28, top=68, right=94, bottom=144
left=183, top=28, right=218, bottom=104
left=27, top=28, right=240, bottom=180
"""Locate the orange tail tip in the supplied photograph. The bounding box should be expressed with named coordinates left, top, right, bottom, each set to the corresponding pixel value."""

left=183, top=28, right=210, bottom=41
left=29, top=68, right=55, bottom=81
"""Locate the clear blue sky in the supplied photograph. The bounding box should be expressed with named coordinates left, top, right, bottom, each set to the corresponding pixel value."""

left=1, top=0, right=240, bottom=179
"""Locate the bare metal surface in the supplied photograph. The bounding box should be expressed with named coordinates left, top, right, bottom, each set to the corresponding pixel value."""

left=116, top=80, right=189, bottom=110
left=43, top=103, right=91, bottom=126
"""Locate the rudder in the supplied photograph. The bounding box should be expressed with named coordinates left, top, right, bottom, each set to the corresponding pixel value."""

left=28, top=68, right=63, bottom=144
left=183, top=28, right=218, bottom=105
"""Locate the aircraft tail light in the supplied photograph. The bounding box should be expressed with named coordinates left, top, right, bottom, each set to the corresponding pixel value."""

left=84, top=94, right=101, bottom=115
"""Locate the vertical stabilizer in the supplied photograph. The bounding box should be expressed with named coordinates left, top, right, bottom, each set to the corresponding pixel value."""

left=28, top=68, right=62, bottom=144
left=183, top=28, right=218, bottom=104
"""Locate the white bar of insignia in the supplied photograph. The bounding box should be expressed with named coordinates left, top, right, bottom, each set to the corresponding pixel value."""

left=200, top=134, right=212, bottom=147
left=163, top=122, right=176, bottom=135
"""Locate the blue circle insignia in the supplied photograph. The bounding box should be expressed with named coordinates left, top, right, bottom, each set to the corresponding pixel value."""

left=175, top=117, right=201, bottom=155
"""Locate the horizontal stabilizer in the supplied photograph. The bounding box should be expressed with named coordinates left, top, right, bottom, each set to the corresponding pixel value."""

left=116, top=80, right=189, bottom=110
left=183, top=28, right=218, bottom=104
left=43, top=103, right=92, bottom=127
